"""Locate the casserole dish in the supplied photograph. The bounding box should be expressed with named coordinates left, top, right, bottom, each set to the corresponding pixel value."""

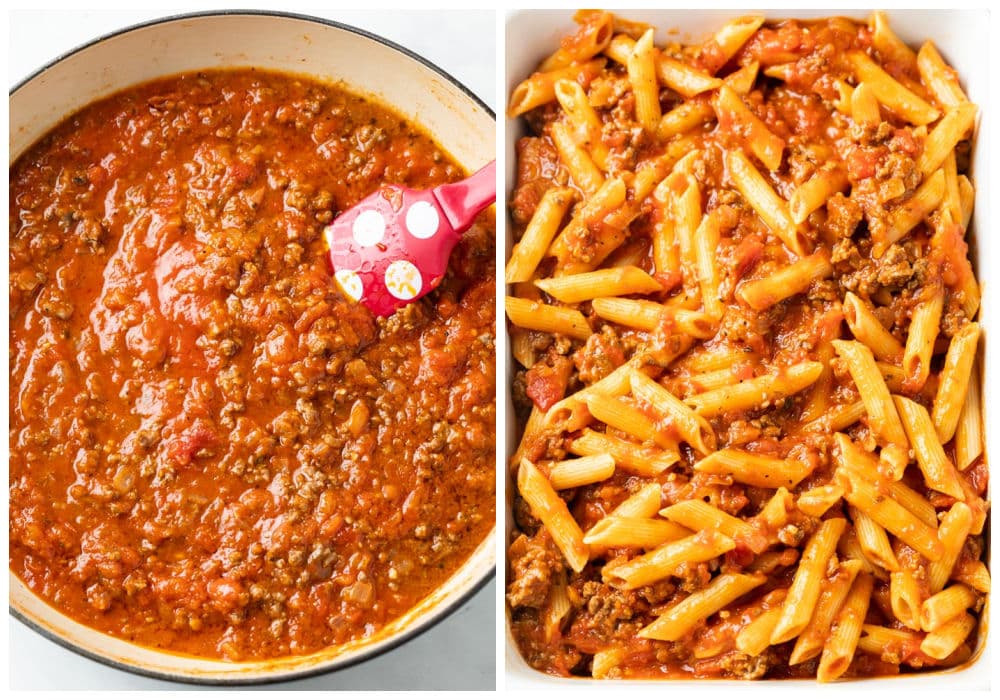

left=504, top=8, right=990, bottom=688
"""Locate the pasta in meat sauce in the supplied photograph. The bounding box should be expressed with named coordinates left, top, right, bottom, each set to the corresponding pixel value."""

left=506, top=11, right=988, bottom=681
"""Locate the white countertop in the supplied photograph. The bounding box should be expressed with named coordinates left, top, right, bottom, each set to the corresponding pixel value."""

left=8, top=6, right=496, bottom=691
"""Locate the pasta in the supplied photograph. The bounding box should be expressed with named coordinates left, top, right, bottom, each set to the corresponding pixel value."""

left=507, top=11, right=987, bottom=682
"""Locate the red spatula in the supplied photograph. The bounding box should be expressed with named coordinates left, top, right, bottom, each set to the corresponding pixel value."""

left=324, top=160, right=496, bottom=316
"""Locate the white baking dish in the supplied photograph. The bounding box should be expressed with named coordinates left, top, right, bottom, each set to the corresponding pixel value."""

left=10, top=11, right=495, bottom=685
left=503, top=9, right=991, bottom=689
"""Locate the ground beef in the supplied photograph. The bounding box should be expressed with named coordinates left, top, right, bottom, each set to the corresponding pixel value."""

left=507, top=532, right=564, bottom=609
left=940, top=300, right=968, bottom=338
left=674, top=561, right=714, bottom=593
left=512, top=495, right=541, bottom=533
left=823, top=193, right=863, bottom=240
left=510, top=136, right=564, bottom=225
left=711, top=650, right=775, bottom=679
left=634, top=579, right=678, bottom=606
left=836, top=236, right=925, bottom=299
left=577, top=581, right=638, bottom=636
left=573, top=326, right=627, bottom=384
left=875, top=151, right=920, bottom=192
left=876, top=243, right=916, bottom=288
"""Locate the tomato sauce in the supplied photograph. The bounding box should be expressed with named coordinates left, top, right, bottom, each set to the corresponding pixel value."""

left=10, top=69, right=495, bottom=660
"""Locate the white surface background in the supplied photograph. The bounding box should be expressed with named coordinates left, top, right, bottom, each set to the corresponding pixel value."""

left=7, top=5, right=497, bottom=691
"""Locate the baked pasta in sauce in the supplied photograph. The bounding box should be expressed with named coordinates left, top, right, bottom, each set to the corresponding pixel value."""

left=506, top=11, right=987, bottom=681
left=10, top=69, right=495, bottom=660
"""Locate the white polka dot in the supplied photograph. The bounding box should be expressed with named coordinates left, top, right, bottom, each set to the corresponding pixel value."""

left=384, top=260, right=422, bottom=300
left=352, top=210, right=386, bottom=247
left=405, top=201, right=440, bottom=239
left=334, top=269, right=364, bottom=301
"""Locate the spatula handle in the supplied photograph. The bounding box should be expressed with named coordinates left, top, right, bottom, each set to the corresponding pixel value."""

left=432, top=160, right=496, bottom=233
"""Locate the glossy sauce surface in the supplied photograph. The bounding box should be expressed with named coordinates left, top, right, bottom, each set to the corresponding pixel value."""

left=10, top=69, right=495, bottom=660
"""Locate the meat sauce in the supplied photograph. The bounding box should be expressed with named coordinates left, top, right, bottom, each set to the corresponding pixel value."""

left=10, top=69, right=495, bottom=660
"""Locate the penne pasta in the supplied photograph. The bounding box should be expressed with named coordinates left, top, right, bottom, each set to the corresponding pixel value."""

left=629, top=369, right=717, bottom=455
left=713, top=85, right=785, bottom=171
left=790, top=560, right=864, bottom=664
left=548, top=454, right=616, bottom=490
left=834, top=436, right=943, bottom=561
left=548, top=176, right=629, bottom=267
left=639, top=573, right=766, bottom=641
left=583, top=516, right=692, bottom=549
left=544, top=570, right=572, bottom=642
left=736, top=596, right=787, bottom=656
left=591, top=648, right=626, bottom=679
left=694, top=448, right=813, bottom=490
left=659, top=499, right=766, bottom=553
left=796, top=484, right=845, bottom=517
left=850, top=81, right=881, bottom=128
left=726, top=149, right=805, bottom=254
left=869, top=11, right=916, bottom=68
left=535, top=266, right=663, bottom=303
left=692, top=207, right=731, bottom=320
left=831, top=339, right=908, bottom=447
left=506, top=186, right=577, bottom=283
left=917, top=41, right=969, bottom=109
left=848, top=51, right=939, bottom=125
left=842, top=292, right=904, bottom=362
left=569, top=428, right=678, bottom=476
left=591, top=297, right=664, bottom=332
left=544, top=357, right=649, bottom=431
left=628, top=30, right=662, bottom=132
left=952, top=559, right=991, bottom=594
left=518, top=459, right=590, bottom=572
left=817, top=573, right=874, bottom=682
left=901, top=284, right=944, bottom=391
left=878, top=169, right=946, bottom=255
left=920, top=584, right=978, bottom=632
left=725, top=61, right=759, bottom=95
left=789, top=165, right=849, bottom=224
left=586, top=394, right=676, bottom=451
left=927, top=502, right=973, bottom=594
left=890, top=570, right=924, bottom=631
left=954, top=361, right=983, bottom=471
left=549, top=120, right=605, bottom=195
left=771, top=518, right=848, bottom=644
left=736, top=251, right=832, bottom=311
left=553, top=79, right=611, bottom=171
left=505, top=296, right=592, bottom=340
left=850, top=506, right=900, bottom=572
left=802, top=400, right=865, bottom=434
left=686, top=361, right=823, bottom=418
left=698, top=15, right=765, bottom=74
left=892, top=395, right=965, bottom=499
left=920, top=613, right=975, bottom=660
left=657, top=100, right=714, bottom=141
left=931, top=322, right=980, bottom=443
left=508, top=58, right=607, bottom=117
left=655, top=55, right=723, bottom=98
left=605, top=530, right=736, bottom=590
left=917, top=103, right=977, bottom=177
left=539, top=11, right=614, bottom=71
left=857, top=624, right=921, bottom=657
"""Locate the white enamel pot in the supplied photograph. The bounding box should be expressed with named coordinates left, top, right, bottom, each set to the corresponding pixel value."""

left=10, top=10, right=495, bottom=685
